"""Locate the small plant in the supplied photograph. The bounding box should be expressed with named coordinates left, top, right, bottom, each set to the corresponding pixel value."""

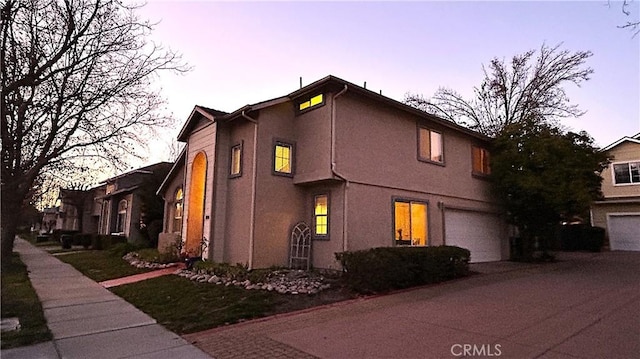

left=135, top=248, right=180, bottom=264
left=109, top=242, right=142, bottom=257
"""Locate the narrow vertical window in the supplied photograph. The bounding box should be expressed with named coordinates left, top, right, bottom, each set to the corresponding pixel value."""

left=418, top=127, right=443, bottom=163
left=274, top=141, right=294, bottom=175
left=173, top=187, right=183, bottom=233
left=472, top=146, right=491, bottom=175
left=314, top=195, right=329, bottom=238
left=394, top=200, right=428, bottom=246
left=230, top=143, right=242, bottom=177
left=116, top=199, right=128, bottom=234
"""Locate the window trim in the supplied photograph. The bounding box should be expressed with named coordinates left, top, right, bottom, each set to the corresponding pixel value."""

left=296, top=93, right=326, bottom=114
left=173, top=187, right=184, bottom=234
left=312, top=194, right=330, bottom=240
left=417, top=126, right=445, bottom=165
left=272, top=138, right=295, bottom=177
left=229, top=141, right=243, bottom=178
left=116, top=199, right=128, bottom=234
left=471, top=145, right=491, bottom=177
left=611, top=160, right=640, bottom=186
left=391, top=197, right=430, bottom=247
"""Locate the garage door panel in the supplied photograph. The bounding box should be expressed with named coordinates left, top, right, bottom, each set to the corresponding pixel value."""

left=608, top=215, right=640, bottom=251
left=445, top=210, right=503, bottom=263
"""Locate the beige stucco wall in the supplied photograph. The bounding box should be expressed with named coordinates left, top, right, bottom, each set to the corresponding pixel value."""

left=184, top=120, right=216, bottom=258
left=601, top=142, right=640, bottom=198
left=591, top=202, right=640, bottom=242
left=293, top=100, right=334, bottom=184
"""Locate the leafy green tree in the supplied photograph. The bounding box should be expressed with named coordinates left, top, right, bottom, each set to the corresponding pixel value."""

left=491, top=119, right=609, bottom=259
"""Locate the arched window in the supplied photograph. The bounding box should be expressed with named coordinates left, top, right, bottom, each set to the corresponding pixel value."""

left=173, top=187, right=183, bottom=233
left=116, top=199, right=128, bottom=233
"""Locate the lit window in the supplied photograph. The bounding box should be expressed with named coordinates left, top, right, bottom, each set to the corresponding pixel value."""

left=274, top=141, right=293, bottom=175
left=230, top=143, right=242, bottom=177
left=394, top=200, right=428, bottom=246
left=472, top=146, right=491, bottom=175
left=116, top=199, right=128, bottom=233
left=173, top=188, right=183, bottom=233
left=613, top=162, right=640, bottom=185
left=314, top=195, right=329, bottom=238
left=298, top=94, right=324, bottom=111
left=418, top=128, right=443, bottom=163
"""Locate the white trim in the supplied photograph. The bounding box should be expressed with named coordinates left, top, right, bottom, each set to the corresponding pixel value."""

left=610, top=160, right=640, bottom=186
left=601, top=136, right=640, bottom=151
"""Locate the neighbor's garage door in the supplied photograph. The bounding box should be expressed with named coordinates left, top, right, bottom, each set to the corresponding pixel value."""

left=445, top=210, right=504, bottom=263
left=608, top=214, right=640, bottom=251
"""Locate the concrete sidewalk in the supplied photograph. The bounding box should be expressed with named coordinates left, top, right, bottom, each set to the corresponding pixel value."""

left=2, top=239, right=212, bottom=359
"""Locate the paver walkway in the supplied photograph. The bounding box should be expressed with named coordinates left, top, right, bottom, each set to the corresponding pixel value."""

left=99, top=263, right=185, bottom=288
left=2, top=239, right=212, bottom=359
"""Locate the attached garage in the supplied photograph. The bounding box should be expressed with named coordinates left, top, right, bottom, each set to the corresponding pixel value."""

left=445, top=210, right=505, bottom=263
left=607, top=214, right=640, bottom=251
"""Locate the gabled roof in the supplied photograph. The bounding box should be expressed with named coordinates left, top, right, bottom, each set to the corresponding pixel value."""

left=157, top=147, right=186, bottom=196
left=178, top=74, right=491, bottom=142
left=177, top=106, right=229, bottom=142
left=601, top=132, right=640, bottom=151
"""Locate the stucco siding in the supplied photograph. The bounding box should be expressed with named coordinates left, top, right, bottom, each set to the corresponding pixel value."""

left=601, top=142, right=640, bottom=198
left=591, top=202, right=640, bottom=231
left=293, top=99, right=333, bottom=184
left=184, top=122, right=216, bottom=257
left=333, top=93, right=494, bottom=204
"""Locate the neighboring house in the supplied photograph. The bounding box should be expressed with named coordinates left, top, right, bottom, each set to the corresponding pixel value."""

left=157, top=75, right=510, bottom=269
left=57, top=187, right=105, bottom=233
left=98, top=162, right=173, bottom=243
left=591, top=133, right=640, bottom=251
left=41, top=207, right=59, bottom=233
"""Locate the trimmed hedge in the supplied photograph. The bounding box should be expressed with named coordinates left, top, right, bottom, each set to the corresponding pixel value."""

left=91, top=234, right=127, bottom=250
left=335, top=246, right=471, bottom=294
left=560, top=225, right=605, bottom=252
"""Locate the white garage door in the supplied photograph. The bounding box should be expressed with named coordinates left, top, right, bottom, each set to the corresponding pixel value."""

left=445, top=210, right=504, bottom=263
left=608, top=214, right=640, bottom=251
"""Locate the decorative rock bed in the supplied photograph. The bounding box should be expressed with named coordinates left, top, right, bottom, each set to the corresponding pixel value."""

left=123, top=252, right=334, bottom=295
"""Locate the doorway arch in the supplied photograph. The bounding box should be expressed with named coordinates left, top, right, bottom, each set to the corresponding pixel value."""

left=185, top=152, right=206, bottom=256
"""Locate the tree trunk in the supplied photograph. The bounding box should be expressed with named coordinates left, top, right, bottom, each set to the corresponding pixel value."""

left=1, top=195, right=22, bottom=261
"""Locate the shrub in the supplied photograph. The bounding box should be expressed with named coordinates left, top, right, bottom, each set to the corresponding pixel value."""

left=109, top=242, right=143, bottom=257
left=51, top=229, right=79, bottom=243
left=71, top=233, right=92, bottom=248
left=91, top=234, right=127, bottom=250
left=559, top=225, right=605, bottom=252
left=192, top=261, right=250, bottom=280
left=135, top=248, right=180, bottom=264
left=335, top=246, right=470, bottom=294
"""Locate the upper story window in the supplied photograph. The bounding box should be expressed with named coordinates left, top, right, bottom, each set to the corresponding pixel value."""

left=230, top=143, right=242, bottom=177
left=273, top=140, right=294, bottom=176
left=298, top=94, right=324, bottom=112
left=173, top=188, right=183, bottom=234
left=418, top=127, right=443, bottom=163
left=472, top=146, right=491, bottom=175
left=313, top=195, right=329, bottom=239
left=613, top=161, right=640, bottom=185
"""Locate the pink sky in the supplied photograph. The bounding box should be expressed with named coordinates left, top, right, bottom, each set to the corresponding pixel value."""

left=131, top=0, right=639, bottom=169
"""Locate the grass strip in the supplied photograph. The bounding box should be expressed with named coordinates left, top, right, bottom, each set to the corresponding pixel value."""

left=110, top=275, right=281, bottom=334
left=57, top=250, right=154, bottom=282
left=1, top=253, right=52, bottom=349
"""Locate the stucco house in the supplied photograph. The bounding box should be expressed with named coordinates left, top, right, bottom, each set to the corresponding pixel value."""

left=157, top=75, right=510, bottom=269
left=98, top=162, right=172, bottom=243
left=590, top=133, right=640, bottom=251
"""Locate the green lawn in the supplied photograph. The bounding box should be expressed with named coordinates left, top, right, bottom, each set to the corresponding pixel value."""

left=111, top=276, right=283, bottom=334
left=57, top=250, right=155, bottom=282
left=1, top=254, right=52, bottom=349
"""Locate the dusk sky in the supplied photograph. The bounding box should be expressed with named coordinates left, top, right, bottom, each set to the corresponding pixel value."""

left=135, top=1, right=639, bottom=167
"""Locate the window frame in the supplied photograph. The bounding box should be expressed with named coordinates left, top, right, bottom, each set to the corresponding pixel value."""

left=472, top=145, right=491, bottom=176
left=312, top=194, right=330, bottom=240
left=392, top=197, right=429, bottom=247
left=272, top=139, right=295, bottom=177
left=229, top=141, right=243, bottom=178
left=173, top=187, right=184, bottom=234
left=612, top=160, right=640, bottom=186
left=296, top=93, right=325, bottom=114
left=417, top=126, right=445, bottom=165
left=116, top=199, right=128, bottom=234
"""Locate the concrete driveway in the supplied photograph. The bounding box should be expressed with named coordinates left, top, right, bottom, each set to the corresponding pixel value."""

left=184, top=251, right=640, bottom=359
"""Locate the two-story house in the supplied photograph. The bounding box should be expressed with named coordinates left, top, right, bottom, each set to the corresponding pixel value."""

left=591, top=133, right=640, bottom=251
left=157, top=75, right=509, bottom=269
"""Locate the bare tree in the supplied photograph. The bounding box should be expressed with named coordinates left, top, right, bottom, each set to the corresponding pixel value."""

left=1, top=0, right=188, bottom=259
left=405, top=44, right=593, bottom=137
left=614, top=0, right=639, bottom=36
